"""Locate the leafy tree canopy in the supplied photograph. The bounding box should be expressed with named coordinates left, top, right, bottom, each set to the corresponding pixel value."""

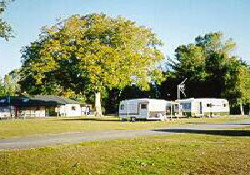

left=20, top=13, right=165, bottom=115
left=168, top=32, right=250, bottom=109
left=0, top=69, right=20, bottom=96
left=0, top=0, right=14, bottom=40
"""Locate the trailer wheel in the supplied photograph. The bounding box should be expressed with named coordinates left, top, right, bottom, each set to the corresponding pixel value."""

left=131, top=117, right=136, bottom=122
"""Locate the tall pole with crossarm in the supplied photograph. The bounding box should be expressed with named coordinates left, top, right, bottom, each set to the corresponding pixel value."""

left=177, top=78, right=187, bottom=99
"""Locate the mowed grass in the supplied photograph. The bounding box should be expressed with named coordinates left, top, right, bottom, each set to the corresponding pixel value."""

left=0, top=116, right=249, bottom=139
left=0, top=128, right=250, bottom=175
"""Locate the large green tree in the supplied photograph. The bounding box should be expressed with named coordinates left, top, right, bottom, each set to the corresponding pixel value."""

left=0, top=0, right=14, bottom=40
left=20, top=14, right=165, bottom=116
left=0, top=78, right=5, bottom=96
left=225, top=61, right=250, bottom=115
left=168, top=32, right=250, bottom=114
left=0, top=69, right=21, bottom=96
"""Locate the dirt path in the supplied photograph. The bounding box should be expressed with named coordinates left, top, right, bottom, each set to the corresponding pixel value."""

left=0, top=120, right=250, bottom=150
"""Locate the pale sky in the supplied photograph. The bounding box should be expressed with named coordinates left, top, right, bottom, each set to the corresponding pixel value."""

left=0, top=0, right=249, bottom=77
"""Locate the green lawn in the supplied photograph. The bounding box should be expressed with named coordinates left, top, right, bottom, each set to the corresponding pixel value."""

left=0, top=127, right=250, bottom=175
left=0, top=116, right=249, bottom=139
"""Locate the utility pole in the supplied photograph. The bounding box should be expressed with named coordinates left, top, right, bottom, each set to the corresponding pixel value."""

left=177, top=78, right=187, bottom=99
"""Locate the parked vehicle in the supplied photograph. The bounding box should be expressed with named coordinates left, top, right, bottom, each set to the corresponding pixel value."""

left=119, top=98, right=180, bottom=121
left=175, top=98, right=230, bottom=117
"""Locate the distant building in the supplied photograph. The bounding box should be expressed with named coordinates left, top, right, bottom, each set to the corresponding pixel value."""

left=0, top=95, right=86, bottom=118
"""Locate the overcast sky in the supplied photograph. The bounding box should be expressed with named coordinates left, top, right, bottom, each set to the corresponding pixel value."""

left=0, top=0, right=249, bottom=77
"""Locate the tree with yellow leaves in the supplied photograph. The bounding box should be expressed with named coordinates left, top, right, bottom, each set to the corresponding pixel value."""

left=20, top=14, right=165, bottom=116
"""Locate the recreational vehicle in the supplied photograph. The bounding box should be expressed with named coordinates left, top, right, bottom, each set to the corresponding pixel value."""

left=119, top=98, right=179, bottom=121
left=175, top=98, right=230, bottom=117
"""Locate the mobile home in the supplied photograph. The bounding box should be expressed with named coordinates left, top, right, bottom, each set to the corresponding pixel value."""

left=175, top=98, right=230, bottom=117
left=119, top=98, right=179, bottom=121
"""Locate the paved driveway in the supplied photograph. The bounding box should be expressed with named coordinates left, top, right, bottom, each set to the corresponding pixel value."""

left=0, top=120, right=250, bottom=150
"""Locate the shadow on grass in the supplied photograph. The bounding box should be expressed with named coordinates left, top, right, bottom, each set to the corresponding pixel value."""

left=57, top=118, right=120, bottom=122
left=186, top=122, right=209, bottom=125
left=186, top=122, right=250, bottom=126
left=153, top=129, right=250, bottom=137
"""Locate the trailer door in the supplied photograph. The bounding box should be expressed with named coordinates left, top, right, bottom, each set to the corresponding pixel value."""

left=199, top=102, right=202, bottom=114
left=139, top=103, right=148, bottom=118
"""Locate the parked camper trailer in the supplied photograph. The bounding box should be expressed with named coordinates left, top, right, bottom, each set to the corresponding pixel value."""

left=119, top=99, right=179, bottom=121
left=175, top=98, right=230, bottom=117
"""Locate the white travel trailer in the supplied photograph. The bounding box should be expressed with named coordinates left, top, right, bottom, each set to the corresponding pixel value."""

left=119, top=98, right=179, bottom=121
left=175, top=98, right=230, bottom=117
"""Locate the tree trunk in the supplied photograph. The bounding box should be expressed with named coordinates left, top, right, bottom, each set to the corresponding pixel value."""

left=95, top=92, right=102, bottom=117
left=240, top=103, right=245, bottom=116
left=249, top=104, right=250, bottom=116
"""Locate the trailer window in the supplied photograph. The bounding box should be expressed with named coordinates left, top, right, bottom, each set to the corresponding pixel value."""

left=141, top=104, right=147, bottom=109
left=181, top=103, right=191, bottom=110
left=120, top=104, right=124, bottom=110
left=166, top=106, right=171, bottom=115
